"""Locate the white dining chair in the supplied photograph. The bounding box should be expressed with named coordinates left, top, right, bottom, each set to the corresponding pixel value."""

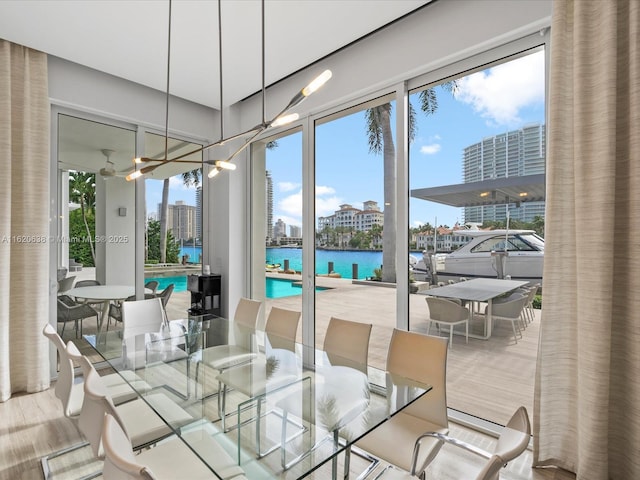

left=215, top=306, right=302, bottom=433
left=276, top=317, right=373, bottom=474
left=355, top=329, right=449, bottom=478
left=122, top=297, right=166, bottom=340
left=194, top=297, right=263, bottom=396
left=101, top=413, right=247, bottom=480
left=373, top=406, right=531, bottom=480
left=68, top=342, right=194, bottom=455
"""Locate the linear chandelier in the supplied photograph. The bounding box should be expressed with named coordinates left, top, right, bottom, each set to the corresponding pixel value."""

left=126, top=0, right=332, bottom=181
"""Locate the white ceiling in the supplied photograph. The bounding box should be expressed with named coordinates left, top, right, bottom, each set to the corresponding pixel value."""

left=0, top=0, right=428, bottom=109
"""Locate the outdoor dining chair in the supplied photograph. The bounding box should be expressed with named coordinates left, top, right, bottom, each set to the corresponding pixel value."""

left=57, top=294, right=99, bottom=338
left=425, top=296, right=470, bottom=348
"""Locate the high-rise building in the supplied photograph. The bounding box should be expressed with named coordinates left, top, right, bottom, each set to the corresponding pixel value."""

left=274, top=218, right=287, bottom=239
left=289, top=225, right=301, bottom=238
left=462, top=123, right=545, bottom=223
left=158, top=200, right=198, bottom=241
left=195, top=186, right=202, bottom=241
left=266, top=171, right=273, bottom=244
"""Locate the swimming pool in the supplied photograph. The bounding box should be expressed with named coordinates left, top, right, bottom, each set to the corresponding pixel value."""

left=145, top=275, right=327, bottom=299
left=146, top=275, right=188, bottom=293
left=266, top=277, right=329, bottom=299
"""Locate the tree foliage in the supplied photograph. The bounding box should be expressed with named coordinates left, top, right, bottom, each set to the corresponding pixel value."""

left=147, top=218, right=180, bottom=263
left=68, top=171, right=97, bottom=265
left=68, top=208, right=95, bottom=266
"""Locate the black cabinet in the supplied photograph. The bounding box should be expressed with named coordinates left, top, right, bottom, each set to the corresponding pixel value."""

left=187, top=274, right=221, bottom=316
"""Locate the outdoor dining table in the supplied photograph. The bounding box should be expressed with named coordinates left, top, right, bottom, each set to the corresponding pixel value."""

left=425, top=278, right=528, bottom=339
left=66, top=284, right=153, bottom=333
left=84, top=315, right=432, bottom=479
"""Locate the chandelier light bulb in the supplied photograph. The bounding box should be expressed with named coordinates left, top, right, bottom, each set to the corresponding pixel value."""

left=302, top=69, right=332, bottom=97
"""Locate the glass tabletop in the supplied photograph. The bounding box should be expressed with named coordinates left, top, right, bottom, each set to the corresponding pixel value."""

left=85, top=315, right=431, bottom=479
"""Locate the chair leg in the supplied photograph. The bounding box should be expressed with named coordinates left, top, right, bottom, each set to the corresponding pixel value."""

left=511, top=320, right=518, bottom=344
left=465, top=321, right=468, bottom=344
left=448, top=325, right=454, bottom=349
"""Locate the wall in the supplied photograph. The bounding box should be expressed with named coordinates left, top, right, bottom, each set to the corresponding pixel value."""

left=48, top=56, right=218, bottom=140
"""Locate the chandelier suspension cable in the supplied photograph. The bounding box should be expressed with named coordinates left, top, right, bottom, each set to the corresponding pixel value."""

left=218, top=0, right=224, bottom=141
left=127, top=0, right=173, bottom=181
left=128, top=0, right=333, bottom=181
left=261, top=0, right=266, bottom=126
left=164, top=0, right=172, bottom=162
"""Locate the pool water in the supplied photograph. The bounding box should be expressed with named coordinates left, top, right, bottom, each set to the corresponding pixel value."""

left=146, top=276, right=188, bottom=293
left=266, top=277, right=329, bottom=299
left=145, top=275, right=327, bottom=299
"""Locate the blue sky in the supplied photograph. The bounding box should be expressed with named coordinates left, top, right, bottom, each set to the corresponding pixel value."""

left=148, top=50, right=545, bottom=229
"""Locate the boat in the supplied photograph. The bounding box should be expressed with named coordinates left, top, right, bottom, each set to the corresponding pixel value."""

left=265, top=262, right=281, bottom=272
left=413, top=229, right=544, bottom=285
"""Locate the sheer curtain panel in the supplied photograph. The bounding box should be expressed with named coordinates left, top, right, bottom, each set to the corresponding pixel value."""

left=534, top=1, right=640, bottom=478
left=0, top=41, right=50, bottom=401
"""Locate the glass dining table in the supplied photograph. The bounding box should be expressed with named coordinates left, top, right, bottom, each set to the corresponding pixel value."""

left=85, top=315, right=431, bottom=479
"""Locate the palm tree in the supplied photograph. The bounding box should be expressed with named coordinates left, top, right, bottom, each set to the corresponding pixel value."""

left=365, top=83, right=457, bottom=282
left=68, top=171, right=96, bottom=266
left=159, top=168, right=201, bottom=263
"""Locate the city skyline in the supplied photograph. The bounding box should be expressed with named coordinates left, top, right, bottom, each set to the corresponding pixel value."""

left=146, top=50, right=545, bottom=234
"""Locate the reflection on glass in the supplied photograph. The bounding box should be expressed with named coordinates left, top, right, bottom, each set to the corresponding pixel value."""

left=144, top=132, right=203, bottom=321
left=252, top=130, right=303, bottom=319
left=57, top=114, right=136, bottom=344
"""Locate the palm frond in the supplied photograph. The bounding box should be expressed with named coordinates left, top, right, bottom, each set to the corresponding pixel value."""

left=365, top=103, right=392, bottom=154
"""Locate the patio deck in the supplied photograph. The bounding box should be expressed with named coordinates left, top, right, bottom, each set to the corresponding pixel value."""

left=69, top=268, right=538, bottom=426
left=165, top=274, right=539, bottom=426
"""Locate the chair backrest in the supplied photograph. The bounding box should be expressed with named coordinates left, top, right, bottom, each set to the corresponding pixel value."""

left=157, top=283, right=174, bottom=308
left=475, top=406, right=531, bottom=480
left=233, top=297, right=262, bottom=329
left=122, top=297, right=165, bottom=340
left=42, top=323, right=76, bottom=415
left=102, top=414, right=155, bottom=479
left=144, top=280, right=159, bottom=294
left=386, top=329, right=449, bottom=429
left=323, top=317, right=372, bottom=372
left=265, top=307, right=301, bottom=341
left=58, top=275, right=76, bottom=293
left=491, top=294, right=528, bottom=318
left=425, top=296, right=469, bottom=322
left=66, top=342, right=126, bottom=460
left=57, top=267, right=68, bottom=282
left=75, top=279, right=101, bottom=287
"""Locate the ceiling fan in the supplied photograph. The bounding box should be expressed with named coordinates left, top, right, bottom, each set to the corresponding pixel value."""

left=98, top=149, right=131, bottom=178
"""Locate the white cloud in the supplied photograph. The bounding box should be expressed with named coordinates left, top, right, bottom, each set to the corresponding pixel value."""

left=314, top=185, right=341, bottom=217
left=420, top=143, right=441, bottom=155
left=279, top=191, right=302, bottom=217
left=278, top=181, right=300, bottom=192
left=316, top=195, right=342, bottom=217
left=168, top=175, right=199, bottom=190
left=275, top=184, right=341, bottom=220
left=455, top=50, right=545, bottom=127
left=315, top=185, right=336, bottom=196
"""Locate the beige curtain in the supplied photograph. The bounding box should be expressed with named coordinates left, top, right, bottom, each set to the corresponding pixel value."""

left=0, top=41, right=50, bottom=401
left=534, top=1, right=640, bottom=478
